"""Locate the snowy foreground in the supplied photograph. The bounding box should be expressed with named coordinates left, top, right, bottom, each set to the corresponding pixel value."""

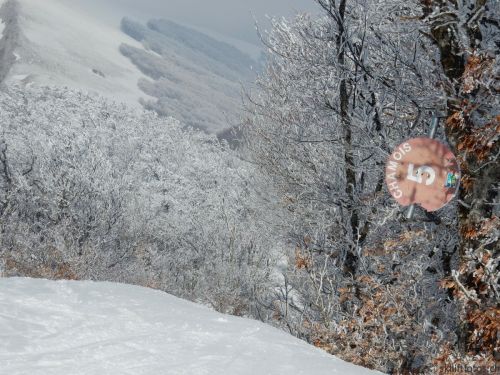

left=0, top=278, right=379, bottom=375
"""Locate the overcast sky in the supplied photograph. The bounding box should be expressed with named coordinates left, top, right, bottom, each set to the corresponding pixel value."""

left=70, top=0, right=318, bottom=46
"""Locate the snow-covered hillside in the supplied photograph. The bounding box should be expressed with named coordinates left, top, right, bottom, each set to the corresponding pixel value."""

left=0, top=278, right=379, bottom=375
left=0, top=0, right=257, bottom=132
left=0, top=0, right=147, bottom=107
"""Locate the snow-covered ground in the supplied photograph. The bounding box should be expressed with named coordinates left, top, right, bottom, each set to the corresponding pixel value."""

left=0, top=278, right=379, bottom=375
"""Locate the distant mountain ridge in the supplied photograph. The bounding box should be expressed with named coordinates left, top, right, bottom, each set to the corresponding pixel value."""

left=120, top=17, right=260, bottom=132
left=147, top=19, right=258, bottom=79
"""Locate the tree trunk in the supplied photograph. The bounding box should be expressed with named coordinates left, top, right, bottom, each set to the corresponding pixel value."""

left=335, top=0, right=359, bottom=277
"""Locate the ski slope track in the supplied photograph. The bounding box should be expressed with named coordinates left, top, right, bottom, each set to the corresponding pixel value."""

left=0, top=0, right=19, bottom=83
left=0, top=0, right=148, bottom=107
left=0, top=278, right=381, bottom=375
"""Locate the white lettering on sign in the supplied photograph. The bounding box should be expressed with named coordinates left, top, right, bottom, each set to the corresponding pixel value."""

left=387, top=160, right=403, bottom=198
left=385, top=143, right=412, bottom=200
left=393, top=143, right=412, bottom=161
left=407, top=164, right=436, bottom=186
left=387, top=160, right=398, bottom=171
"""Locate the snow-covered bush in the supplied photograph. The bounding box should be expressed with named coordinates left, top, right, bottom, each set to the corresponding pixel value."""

left=0, top=85, right=274, bottom=317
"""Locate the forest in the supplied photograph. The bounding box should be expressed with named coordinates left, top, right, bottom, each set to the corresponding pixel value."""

left=0, top=0, right=498, bottom=374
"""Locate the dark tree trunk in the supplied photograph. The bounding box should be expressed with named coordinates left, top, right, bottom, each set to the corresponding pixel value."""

left=335, top=0, right=359, bottom=277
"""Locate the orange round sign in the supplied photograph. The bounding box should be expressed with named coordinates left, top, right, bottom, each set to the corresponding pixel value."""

left=385, top=138, right=460, bottom=211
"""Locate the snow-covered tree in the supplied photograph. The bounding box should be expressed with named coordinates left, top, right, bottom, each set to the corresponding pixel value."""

left=244, top=0, right=498, bottom=372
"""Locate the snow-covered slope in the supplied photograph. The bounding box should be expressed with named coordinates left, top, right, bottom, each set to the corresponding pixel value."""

left=0, top=278, right=379, bottom=375
left=0, top=0, right=257, bottom=131
left=0, top=0, right=147, bottom=107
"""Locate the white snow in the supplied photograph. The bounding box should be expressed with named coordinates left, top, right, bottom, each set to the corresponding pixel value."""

left=4, top=0, right=148, bottom=107
left=10, top=73, right=28, bottom=80
left=0, top=278, right=380, bottom=375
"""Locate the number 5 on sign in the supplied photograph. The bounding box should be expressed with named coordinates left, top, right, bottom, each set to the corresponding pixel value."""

left=385, top=138, right=461, bottom=212
left=407, top=164, right=436, bottom=186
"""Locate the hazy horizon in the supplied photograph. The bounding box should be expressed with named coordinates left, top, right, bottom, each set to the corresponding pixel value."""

left=62, top=0, right=318, bottom=46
